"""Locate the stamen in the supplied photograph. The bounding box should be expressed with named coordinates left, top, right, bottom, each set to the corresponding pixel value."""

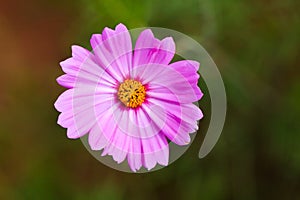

left=118, top=79, right=146, bottom=108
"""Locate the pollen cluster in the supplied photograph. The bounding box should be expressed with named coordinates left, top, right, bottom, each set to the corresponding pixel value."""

left=118, top=79, right=146, bottom=108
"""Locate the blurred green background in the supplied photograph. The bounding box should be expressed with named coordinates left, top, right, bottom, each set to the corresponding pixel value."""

left=0, top=0, right=299, bottom=199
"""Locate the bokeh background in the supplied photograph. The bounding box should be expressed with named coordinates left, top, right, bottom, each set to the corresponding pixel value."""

left=1, top=0, right=299, bottom=199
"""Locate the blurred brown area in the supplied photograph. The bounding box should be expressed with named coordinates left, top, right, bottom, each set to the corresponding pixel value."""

left=0, top=1, right=81, bottom=199
left=0, top=0, right=300, bottom=199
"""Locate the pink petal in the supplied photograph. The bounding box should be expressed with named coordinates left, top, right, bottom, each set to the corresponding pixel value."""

left=99, top=107, right=131, bottom=164
left=133, top=63, right=202, bottom=103
left=55, top=89, right=95, bottom=138
left=91, top=23, right=132, bottom=82
left=96, top=104, right=124, bottom=154
left=71, top=45, right=90, bottom=62
left=88, top=123, right=107, bottom=151
left=93, top=104, right=169, bottom=171
left=55, top=88, right=116, bottom=139
left=113, top=106, right=162, bottom=139
left=56, top=74, right=76, bottom=88
left=54, top=89, right=74, bottom=112
left=90, top=34, right=102, bottom=50
left=143, top=100, right=201, bottom=146
left=59, top=107, right=96, bottom=139
left=128, top=138, right=143, bottom=172
left=129, top=104, right=169, bottom=169
left=141, top=133, right=169, bottom=170
left=169, top=60, right=203, bottom=99
left=133, top=29, right=175, bottom=67
left=59, top=46, right=117, bottom=89
left=108, top=132, right=130, bottom=164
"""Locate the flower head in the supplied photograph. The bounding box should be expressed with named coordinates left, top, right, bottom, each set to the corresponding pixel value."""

left=54, top=23, right=203, bottom=172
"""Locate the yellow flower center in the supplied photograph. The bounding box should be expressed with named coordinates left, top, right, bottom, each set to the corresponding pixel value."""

left=118, top=79, right=146, bottom=108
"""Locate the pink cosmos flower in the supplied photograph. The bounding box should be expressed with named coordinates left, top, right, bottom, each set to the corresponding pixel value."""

left=54, top=23, right=203, bottom=172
